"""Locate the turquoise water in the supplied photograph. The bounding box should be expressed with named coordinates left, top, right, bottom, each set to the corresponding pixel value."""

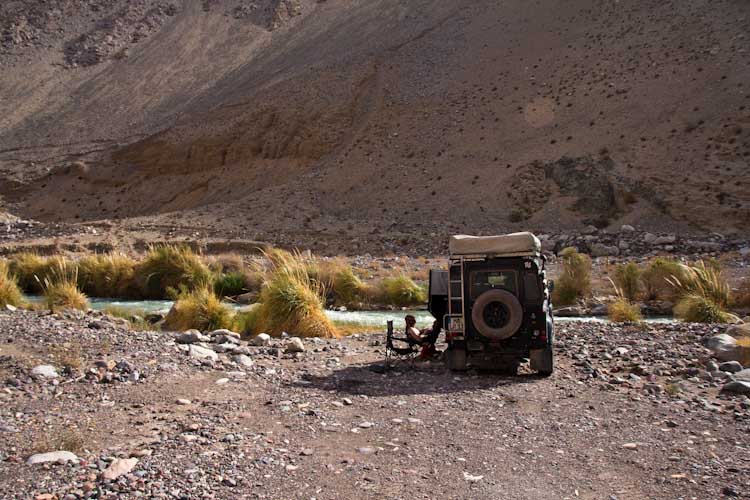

left=24, top=295, right=674, bottom=326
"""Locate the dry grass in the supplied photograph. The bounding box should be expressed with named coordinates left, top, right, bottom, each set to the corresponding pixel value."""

left=77, top=253, right=138, bottom=298
left=8, top=252, right=54, bottom=293
left=164, top=286, right=233, bottom=331
left=39, top=259, right=88, bottom=312
left=641, top=257, right=684, bottom=301
left=608, top=298, right=643, bottom=322
left=135, top=245, right=211, bottom=299
left=372, top=275, right=426, bottom=307
left=552, top=247, right=592, bottom=305
left=669, top=261, right=738, bottom=323
left=254, top=249, right=338, bottom=338
left=0, top=260, right=24, bottom=307
left=733, top=279, right=750, bottom=309
left=613, top=262, right=641, bottom=302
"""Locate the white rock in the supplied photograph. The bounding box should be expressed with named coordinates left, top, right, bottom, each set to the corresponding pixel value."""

left=27, top=451, right=78, bottom=464
left=463, top=472, right=484, bottom=482
left=101, top=458, right=138, bottom=480
left=215, top=378, right=229, bottom=385
left=285, top=337, right=305, bottom=353
left=250, top=333, right=271, bottom=346
left=175, top=330, right=210, bottom=344
left=232, top=354, right=254, bottom=368
left=707, top=334, right=748, bottom=363
left=188, top=345, right=218, bottom=362
left=176, top=398, right=192, bottom=405
left=210, top=329, right=240, bottom=339
left=620, top=224, right=635, bottom=232
left=30, top=365, right=58, bottom=378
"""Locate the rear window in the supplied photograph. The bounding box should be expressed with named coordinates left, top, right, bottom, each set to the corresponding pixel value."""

left=470, top=270, right=517, bottom=299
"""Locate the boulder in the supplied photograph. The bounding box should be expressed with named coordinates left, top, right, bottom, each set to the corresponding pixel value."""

left=620, top=224, right=635, bottom=232
left=590, top=243, right=619, bottom=257
left=734, top=369, right=750, bottom=382
left=718, top=361, right=743, bottom=373
left=175, top=330, right=210, bottom=344
left=188, top=345, right=218, bottom=362
left=721, top=381, right=750, bottom=395
left=706, top=334, right=747, bottom=363
left=726, top=323, right=750, bottom=338
left=643, top=233, right=658, bottom=244
left=250, top=333, right=271, bottom=346
left=30, top=365, right=58, bottom=378
left=285, top=337, right=305, bottom=353
left=27, top=451, right=78, bottom=465
left=653, top=234, right=676, bottom=245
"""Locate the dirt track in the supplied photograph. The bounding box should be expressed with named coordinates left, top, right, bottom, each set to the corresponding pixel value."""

left=1, top=310, right=748, bottom=499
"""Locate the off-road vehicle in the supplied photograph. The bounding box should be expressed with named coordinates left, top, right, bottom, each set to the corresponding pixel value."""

left=427, top=232, right=554, bottom=375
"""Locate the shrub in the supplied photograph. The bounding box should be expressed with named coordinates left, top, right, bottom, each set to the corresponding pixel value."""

left=8, top=253, right=54, bottom=293
left=669, top=261, right=738, bottom=323
left=0, top=261, right=23, bottom=307
left=163, top=286, right=233, bottom=331
left=552, top=247, right=592, bottom=305
left=39, top=259, right=88, bottom=312
left=134, top=245, right=211, bottom=299
left=214, top=272, right=247, bottom=298
left=77, top=253, right=138, bottom=298
left=640, top=258, right=684, bottom=301
left=608, top=298, right=642, bottom=322
left=205, top=253, right=245, bottom=274
left=375, top=275, right=427, bottom=307
left=254, top=250, right=338, bottom=338
left=613, top=262, right=641, bottom=302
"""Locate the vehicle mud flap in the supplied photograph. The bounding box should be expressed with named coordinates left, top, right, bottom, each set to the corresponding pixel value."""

left=530, top=346, right=553, bottom=376
left=447, top=346, right=467, bottom=371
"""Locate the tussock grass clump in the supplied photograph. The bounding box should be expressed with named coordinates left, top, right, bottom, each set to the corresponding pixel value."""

left=233, top=306, right=260, bottom=337
left=613, top=262, right=641, bottom=302
left=135, top=245, right=211, bottom=299
left=331, top=265, right=368, bottom=307
left=214, top=272, right=247, bottom=298
left=0, top=261, right=23, bottom=307
left=77, top=253, right=138, bottom=298
left=164, top=287, right=233, bottom=332
left=552, top=247, right=592, bottom=306
left=641, top=257, right=684, bottom=302
left=669, top=261, right=738, bottom=323
left=254, top=250, right=338, bottom=338
left=8, top=252, right=55, bottom=293
left=39, top=259, right=88, bottom=312
left=374, top=275, right=426, bottom=307
left=608, top=299, right=642, bottom=322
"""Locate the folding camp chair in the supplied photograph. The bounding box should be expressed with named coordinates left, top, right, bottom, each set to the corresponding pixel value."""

left=384, top=320, right=421, bottom=369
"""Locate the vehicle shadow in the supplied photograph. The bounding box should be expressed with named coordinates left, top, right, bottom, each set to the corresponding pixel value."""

left=293, top=360, right=545, bottom=397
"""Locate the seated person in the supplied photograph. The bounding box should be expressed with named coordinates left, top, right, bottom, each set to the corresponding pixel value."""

left=404, top=315, right=441, bottom=359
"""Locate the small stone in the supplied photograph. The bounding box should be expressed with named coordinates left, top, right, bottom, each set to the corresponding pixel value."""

left=232, top=354, right=254, bottom=368
left=176, top=398, right=192, bottom=405
left=622, top=443, right=638, bottom=450
left=216, top=378, right=229, bottom=385
left=342, top=398, right=353, bottom=406
left=463, top=472, right=484, bottom=483
left=358, top=421, right=374, bottom=429
left=250, top=333, right=271, bottom=346
left=285, top=337, right=305, bottom=353
left=175, top=330, right=210, bottom=344
left=222, top=478, right=237, bottom=487
left=300, top=448, right=314, bottom=456
left=721, top=381, right=750, bottom=395
left=357, top=447, right=376, bottom=454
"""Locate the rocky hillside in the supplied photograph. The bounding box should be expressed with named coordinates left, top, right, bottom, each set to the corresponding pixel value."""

left=1, top=0, right=749, bottom=248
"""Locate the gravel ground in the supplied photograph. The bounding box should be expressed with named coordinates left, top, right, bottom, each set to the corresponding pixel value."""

left=0, top=309, right=749, bottom=499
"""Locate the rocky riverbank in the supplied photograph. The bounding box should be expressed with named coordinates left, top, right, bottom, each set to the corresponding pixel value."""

left=0, top=308, right=749, bottom=499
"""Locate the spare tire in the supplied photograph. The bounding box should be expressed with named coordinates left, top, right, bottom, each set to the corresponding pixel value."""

left=471, top=289, right=523, bottom=340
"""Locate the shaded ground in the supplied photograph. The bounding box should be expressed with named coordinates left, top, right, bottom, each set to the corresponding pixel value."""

left=0, top=310, right=748, bottom=499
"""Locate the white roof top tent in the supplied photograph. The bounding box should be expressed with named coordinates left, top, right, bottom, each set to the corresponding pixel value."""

left=448, top=232, right=542, bottom=258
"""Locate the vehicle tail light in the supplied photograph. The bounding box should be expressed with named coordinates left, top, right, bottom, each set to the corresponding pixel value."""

left=538, top=330, right=547, bottom=343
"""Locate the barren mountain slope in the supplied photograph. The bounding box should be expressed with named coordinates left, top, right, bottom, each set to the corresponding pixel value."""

left=1, top=0, right=749, bottom=248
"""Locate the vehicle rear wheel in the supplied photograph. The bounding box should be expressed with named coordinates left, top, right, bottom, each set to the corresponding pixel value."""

left=471, top=289, right=523, bottom=340
left=447, top=347, right=467, bottom=371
